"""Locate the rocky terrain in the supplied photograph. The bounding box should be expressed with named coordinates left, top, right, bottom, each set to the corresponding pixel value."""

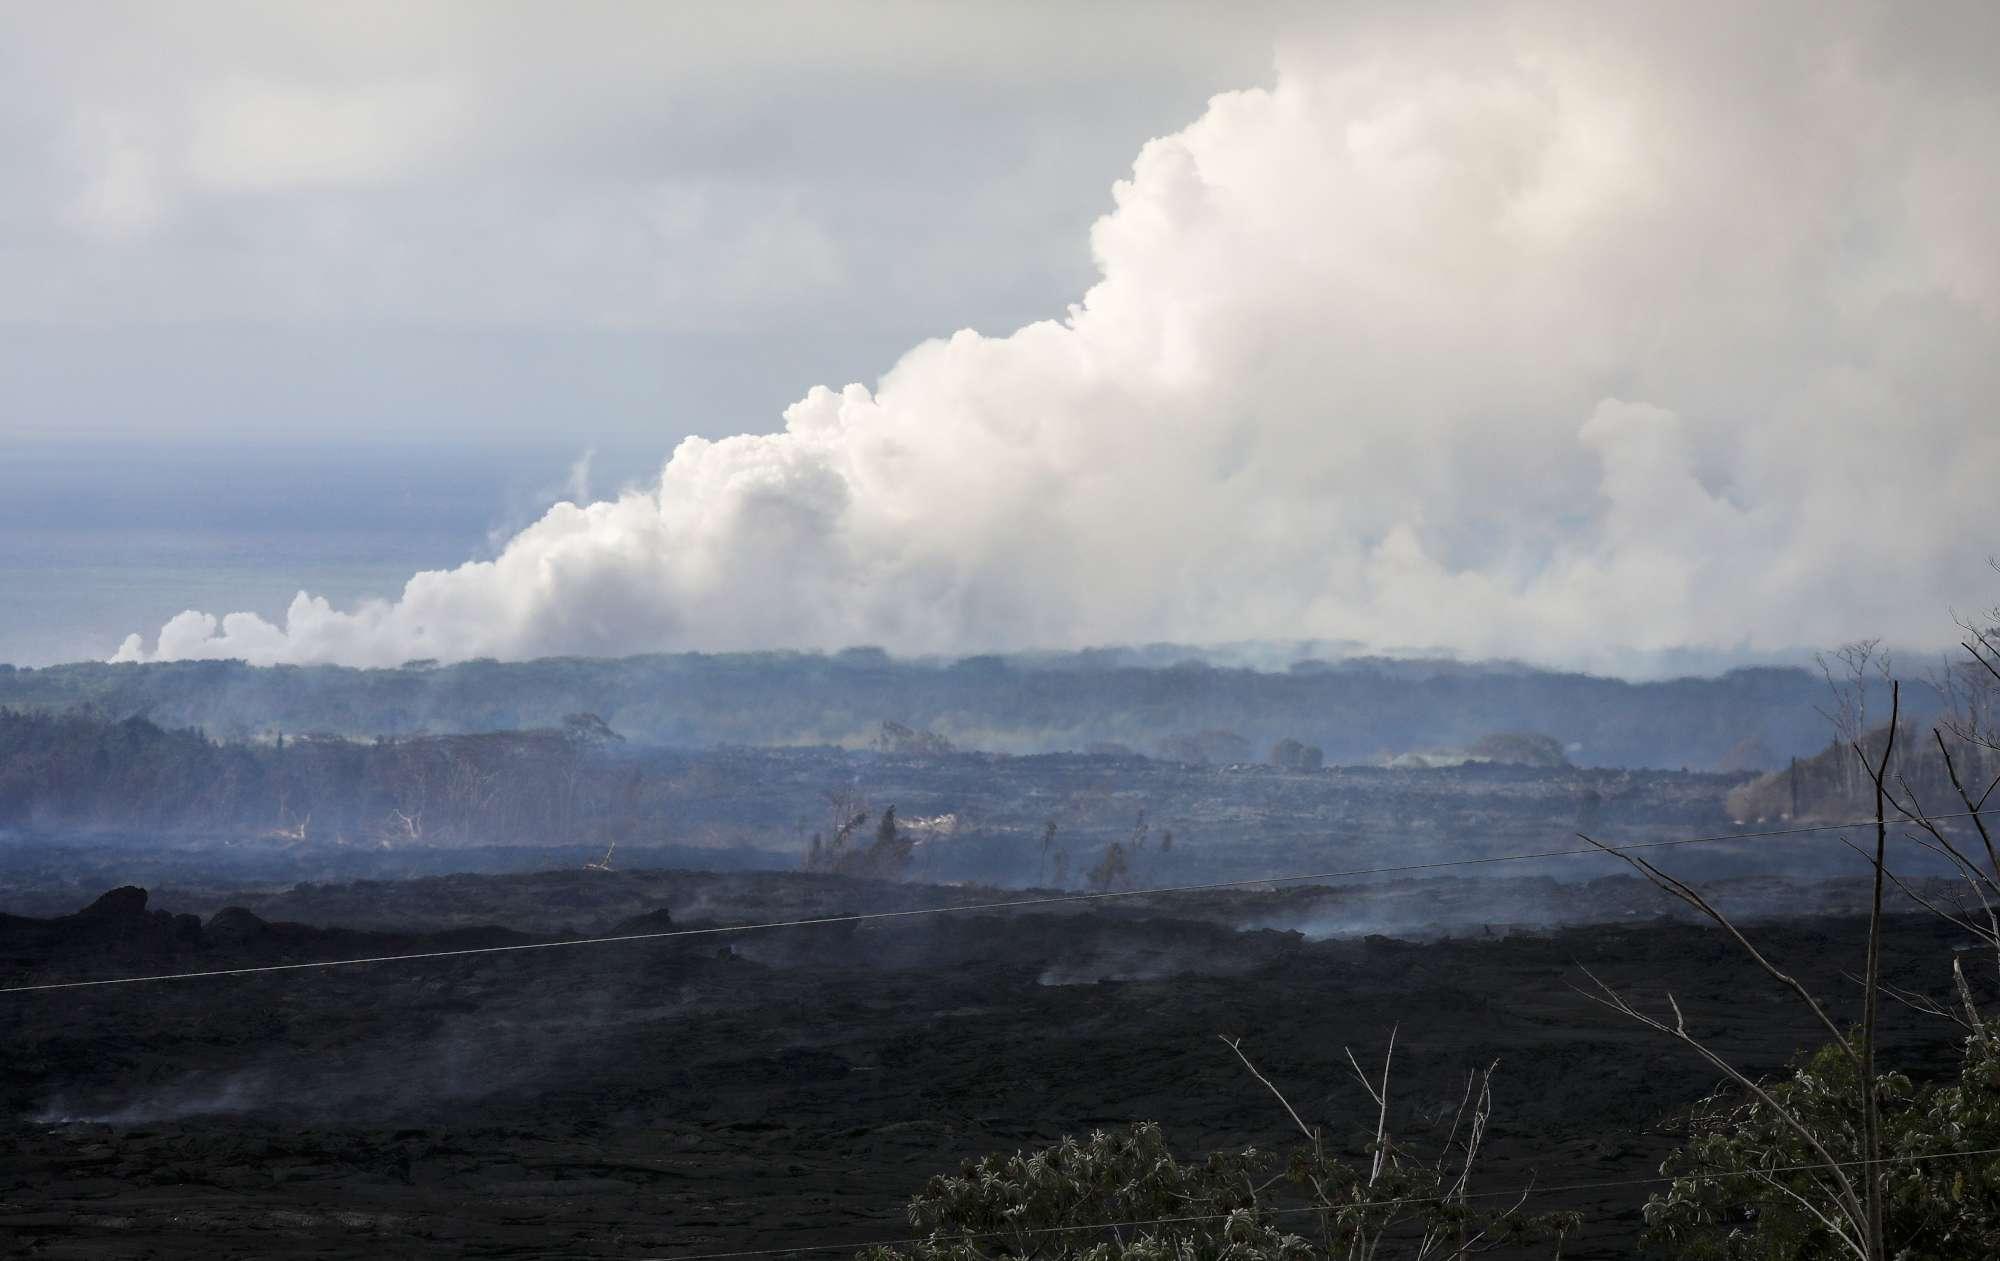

left=0, top=747, right=1776, bottom=918
left=1, top=869, right=1981, bottom=1259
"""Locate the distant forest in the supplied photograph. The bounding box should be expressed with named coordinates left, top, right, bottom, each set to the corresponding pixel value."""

left=0, top=649, right=1918, bottom=770
left=0, top=708, right=630, bottom=847
left=0, top=708, right=1765, bottom=895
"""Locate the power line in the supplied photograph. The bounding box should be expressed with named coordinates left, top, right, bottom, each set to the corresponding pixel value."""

left=635, top=1144, right=2000, bottom=1261
left=4, top=808, right=1994, bottom=997
left=12, top=814, right=2000, bottom=1261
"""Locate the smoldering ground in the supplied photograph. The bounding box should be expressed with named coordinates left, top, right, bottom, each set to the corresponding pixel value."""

left=6, top=874, right=1989, bottom=1259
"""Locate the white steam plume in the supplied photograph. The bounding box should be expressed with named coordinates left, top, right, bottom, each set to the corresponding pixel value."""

left=116, top=4, right=2000, bottom=674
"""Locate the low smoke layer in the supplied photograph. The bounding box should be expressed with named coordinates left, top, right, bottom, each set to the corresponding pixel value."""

left=116, top=2, right=2000, bottom=674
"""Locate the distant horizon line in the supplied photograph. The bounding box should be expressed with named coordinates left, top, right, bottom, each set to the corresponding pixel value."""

left=1, top=638, right=1878, bottom=685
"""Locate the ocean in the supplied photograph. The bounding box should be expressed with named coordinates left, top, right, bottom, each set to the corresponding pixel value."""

left=0, top=438, right=649, bottom=667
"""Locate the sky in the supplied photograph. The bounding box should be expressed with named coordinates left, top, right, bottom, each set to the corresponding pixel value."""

left=2, top=2, right=1285, bottom=447
left=5, top=1, right=1997, bottom=675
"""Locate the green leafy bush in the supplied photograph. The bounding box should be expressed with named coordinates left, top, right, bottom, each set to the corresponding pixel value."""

left=861, top=1116, right=1577, bottom=1260
left=1644, top=1029, right=2000, bottom=1259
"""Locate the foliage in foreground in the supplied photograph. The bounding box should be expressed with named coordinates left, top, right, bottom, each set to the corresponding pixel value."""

left=1643, top=1027, right=2000, bottom=1259
left=860, top=1120, right=1577, bottom=1260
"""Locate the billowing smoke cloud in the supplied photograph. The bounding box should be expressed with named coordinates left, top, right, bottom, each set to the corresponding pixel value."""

left=116, top=3, right=2000, bottom=674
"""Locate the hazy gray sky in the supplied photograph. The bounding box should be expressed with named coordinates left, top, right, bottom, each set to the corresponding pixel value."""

left=1, top=1, right=1297, bottom=448
left=8, top=2, right=1999, bottom=674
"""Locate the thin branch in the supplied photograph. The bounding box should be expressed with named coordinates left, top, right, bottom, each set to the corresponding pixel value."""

left=1882, top=741, right=2000, bottom=981
left=1854, top=680, right=1899, bottom=1261
left=1365, top=1025, right=1397, bottom=1184
left=1839, top=967, right=1973, bottom=1034
left=1218, top=1035, right=1316, bottom=1146
left=1572, top=968, right=1869, bottom=1246
left=1438, top=1068, right=1477, bottom=1171
left=1449, top=1063, right=1497, bottom=1203
left=1896, top=820, right=1999, bottom=908
left=1837, top=837, right=1993, bottom=945
left=1424, top=1177, right=1533, bottom=1261
left=1963, top=640, right=2000, bottom=688
left=1746, top=1168, right=1868, bottom=1258
left=1935, top=728, right=2000, bottom=878
left=1344, top=1046, right=1386, bottom=1110
left=1576, top=832, right=1856, bottom=1062
left=1954, top=955, right=1989, bottom=1040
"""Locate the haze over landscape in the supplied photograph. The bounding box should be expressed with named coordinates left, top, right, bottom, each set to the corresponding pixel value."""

left=7, top=4, right=2000, bottom=1260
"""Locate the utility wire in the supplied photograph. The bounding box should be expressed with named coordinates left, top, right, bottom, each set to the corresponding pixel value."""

left=12, top=811, right=2000, bottom=1259
left=637, top=1143, right=2000, bottom=1261
left=4, top=808, right=1995, bottom=997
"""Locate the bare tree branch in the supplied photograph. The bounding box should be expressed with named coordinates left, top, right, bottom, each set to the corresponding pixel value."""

left=1934, top=728, right=2000, bottom=877
left=1955, top=956, right=1988, bottom=1040
left=1218, top=1035, right=1316, bottom=1147
left=1854, top=679, right=1899, bottom=1261
left=1573, top=969, right=1869, bottom=1254
left=1836, top=836, right=1995, bottom=948
left=1576, top=832, right=1856, bottom=1062
left=1963, top=640, right=2000, bottom=688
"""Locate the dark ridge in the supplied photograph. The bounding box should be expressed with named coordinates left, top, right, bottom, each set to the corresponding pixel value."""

left=0, top=650, right=1932, bottom=769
